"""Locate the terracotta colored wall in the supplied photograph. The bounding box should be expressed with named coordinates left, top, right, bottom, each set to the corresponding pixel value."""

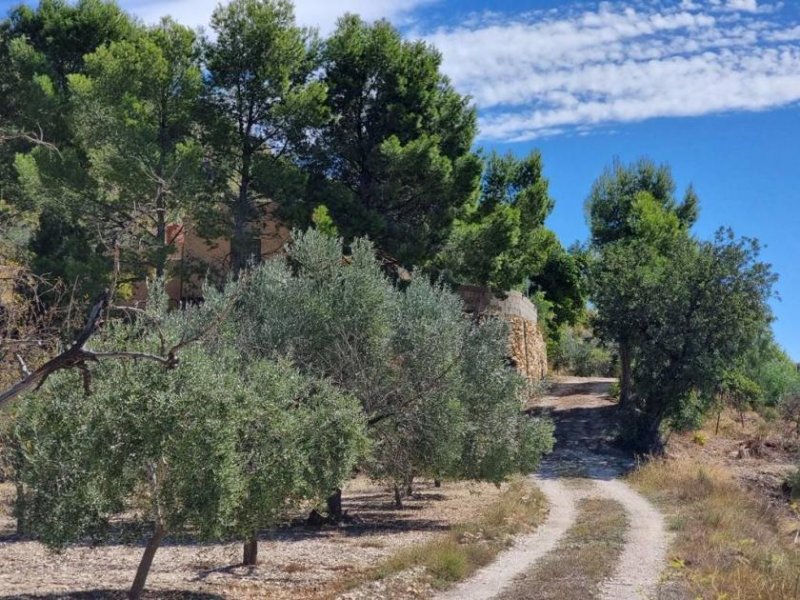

left=132, top=204, right=291, bottom=304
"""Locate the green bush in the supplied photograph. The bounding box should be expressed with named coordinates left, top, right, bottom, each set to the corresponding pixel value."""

left=670, top=390, right=710, bottom=432
left=550, top=325, right=615, bottom=377
left=742, top=339, right=800, bottom=406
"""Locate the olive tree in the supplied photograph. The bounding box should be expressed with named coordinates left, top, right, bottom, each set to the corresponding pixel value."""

left=592, top=229, right=775, bottom=452
left=6, top=284, right=365, bottom=597
left=229, top=229, right=553, bottom=510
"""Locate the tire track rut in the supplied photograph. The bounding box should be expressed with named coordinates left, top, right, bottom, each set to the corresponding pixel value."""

left=436, top=377, right=668, bottom=600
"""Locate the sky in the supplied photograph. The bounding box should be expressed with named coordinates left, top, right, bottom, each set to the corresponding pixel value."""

left=3, top=0, right=800, bottom=359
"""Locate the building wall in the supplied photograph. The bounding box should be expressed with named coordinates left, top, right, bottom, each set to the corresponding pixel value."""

left=133, top=203, right=291, bottom=304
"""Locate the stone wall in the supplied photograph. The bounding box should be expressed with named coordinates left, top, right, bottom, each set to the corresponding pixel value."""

left=458, top=285, right=548, bottom=382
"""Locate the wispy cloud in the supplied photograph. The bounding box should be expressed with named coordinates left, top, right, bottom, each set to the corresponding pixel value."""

left=123, top=0, right=436, bottom=34
left=418, top=1, right=800, bottom=141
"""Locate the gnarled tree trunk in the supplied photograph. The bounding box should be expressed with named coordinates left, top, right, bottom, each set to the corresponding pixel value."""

left=326, top=488, right=343, bottom=521
left=243, top=531, right=258, bottom=566
left=129, top=522, right=165, bottom=600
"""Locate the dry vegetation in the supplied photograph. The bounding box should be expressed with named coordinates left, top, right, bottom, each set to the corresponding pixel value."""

left=0, top=477, right=545, bottom=599
left=496, top=497, right=628, bottom=600
left=677, top=408, right=798, bottom=487
left=631, top=456, right=800, bottom=600
left=341, top=477, right=547, bottom=598
left=627, top=406, right=800, bottom=600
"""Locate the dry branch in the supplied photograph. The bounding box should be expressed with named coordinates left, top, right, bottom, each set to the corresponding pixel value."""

left=0, top=279, right=241, bottom=408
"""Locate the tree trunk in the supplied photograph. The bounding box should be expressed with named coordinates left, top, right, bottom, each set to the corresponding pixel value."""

left=129, top=522, right=165, bottom=600
left=231, top=150, right=252, bottom=274
left=619, top=340, right=633, bottom=408
left=641, top=413, right=666, bottom=455
left=434, top=479, right=441, bottom=488
left=715, top=410, right=722, bottom=435
left=394, top=485, right=403, bottom=509
left=154, top=120, right=168, bottom=278
left=326, top=488, right=343, bottom=521
left=14, top=482, right=25, bottom=536
left=242, top=531, right=258, bottom=566
left=405, top=476, right=413, bottom=498
left=155, top=193, right=166, bottom=278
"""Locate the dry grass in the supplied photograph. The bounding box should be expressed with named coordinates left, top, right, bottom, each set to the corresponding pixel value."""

left=630, top=457, right=800, bottom=600
left=352, top=477, right=548, bottom=591
left=496, top=497, right=628, bottom=600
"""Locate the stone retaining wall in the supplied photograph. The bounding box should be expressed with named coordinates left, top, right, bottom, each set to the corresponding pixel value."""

left=458, top=285, right=548, bottom=382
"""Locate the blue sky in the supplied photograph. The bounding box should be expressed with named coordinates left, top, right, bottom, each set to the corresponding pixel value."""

left=4, top=0, right=800, bottom=358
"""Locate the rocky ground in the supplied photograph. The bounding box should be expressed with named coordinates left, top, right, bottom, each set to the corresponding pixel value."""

left=0, top=478, right=506, bottom=599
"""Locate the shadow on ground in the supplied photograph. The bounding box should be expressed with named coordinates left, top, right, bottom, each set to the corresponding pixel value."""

left=529, top=379, right=636, bottom=480
left=0, top=591, right=224, bottom=599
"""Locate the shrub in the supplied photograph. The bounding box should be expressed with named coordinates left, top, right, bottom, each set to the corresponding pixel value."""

left=670, top=390, right=711, bottom=432
left=550, top=324, right=615, bottom=377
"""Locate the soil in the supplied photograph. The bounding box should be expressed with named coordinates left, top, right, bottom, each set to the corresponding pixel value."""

left=666, top=409, right=800, bottom=510
left=437, top=376, right=669, bottom=600
left=0, top=478, right=506, bottom=599
left=496, top=498, right=628, bottom=600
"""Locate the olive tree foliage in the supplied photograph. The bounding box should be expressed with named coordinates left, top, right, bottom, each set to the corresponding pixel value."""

left=226, top=229, right=554, bottom=503
left=455, top=316, right=555, bottom=483
left=592, top=228, right=776, bottom=452
left=5, top=282, right=365, bottom=598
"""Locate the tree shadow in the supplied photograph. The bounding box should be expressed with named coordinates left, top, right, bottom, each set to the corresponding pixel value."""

left=546, top=379, right=616, bottom=398
left=0, top=481, right=459, bottom=550
left=0, top=590, right=224, bottom=599
left=531, top=402, right=637, bottom=480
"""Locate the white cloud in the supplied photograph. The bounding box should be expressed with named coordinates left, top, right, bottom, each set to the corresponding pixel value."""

left=416, top=1, right=800, bottom=141
left=725, top=0, right=758, bottom=12
left=123, top=0, right=436, bottom=34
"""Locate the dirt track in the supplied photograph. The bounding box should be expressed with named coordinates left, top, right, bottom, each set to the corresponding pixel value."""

left=439, top=377, right=669, bottom=600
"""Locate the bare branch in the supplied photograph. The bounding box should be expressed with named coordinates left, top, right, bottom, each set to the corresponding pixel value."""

left=0, top=125, right=61, bottom=156
left=15, top=354, right=31, bottom=377
left=86, top=351, right=176, bottom=367
left=0, top=291, right=109, bottom=408
left=0, top=279, right=243, bottom=408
